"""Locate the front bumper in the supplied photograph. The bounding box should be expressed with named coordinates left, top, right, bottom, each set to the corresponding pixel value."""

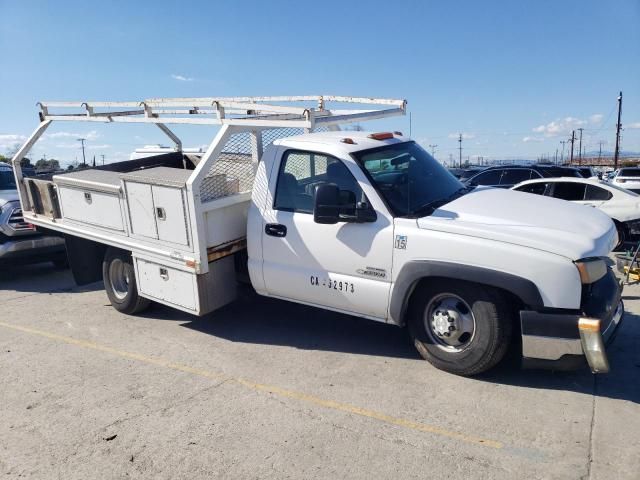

left=0, top=235, right=65, bottom=262
left=520, top=269, right=624, bottom=373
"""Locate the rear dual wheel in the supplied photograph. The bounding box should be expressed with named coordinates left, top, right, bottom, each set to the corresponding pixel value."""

left=103, top=247, right=151, bottom=315
left=408, top=280, right=512, bottom=376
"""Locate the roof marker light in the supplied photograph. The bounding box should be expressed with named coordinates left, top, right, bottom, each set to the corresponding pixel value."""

left=341, top=138, right=356, bottom=144
left=368, top=132, right=394, bottom=140
left=394, top=131, right=403, bottom=136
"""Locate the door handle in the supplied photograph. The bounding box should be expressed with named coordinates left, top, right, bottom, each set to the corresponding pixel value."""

left=159, top=267, right=169, bottom=280
left=265, top=223, right=287, bottom=238
left=156, top=207, right=166, bottom=220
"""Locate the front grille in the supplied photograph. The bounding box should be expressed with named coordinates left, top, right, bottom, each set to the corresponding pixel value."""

left=8, top=206, right=35, bottom=232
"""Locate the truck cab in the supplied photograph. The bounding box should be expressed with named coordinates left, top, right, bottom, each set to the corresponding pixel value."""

left=249, top=131, right=623, bottom=375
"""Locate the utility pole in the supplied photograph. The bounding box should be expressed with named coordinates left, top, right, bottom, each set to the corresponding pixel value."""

left=554, top=148, right=558, bottom=164
left=598, top=141, right=605, bottom=162
left=613, top=91, right=623, bottom=169
left=577, top=128, right=584, bottom=165
left=560, top=140, right=566, bottom=164
left=92, top=155, right=96, bottom=167
left=428, top=144, right=437, bottom=157
left=101, top=154, right=105, bottom=166
left=77, top=138, right=86, bottom=166
left=458, top=133, right=463, bottom=168
left=569, top=130, right=576, bottom=165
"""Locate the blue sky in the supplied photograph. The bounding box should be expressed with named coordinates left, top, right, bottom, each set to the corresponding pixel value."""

left=1, top=0, right=639, bottom=166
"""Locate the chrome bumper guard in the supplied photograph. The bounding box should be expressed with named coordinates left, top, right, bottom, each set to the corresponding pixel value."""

left=578, top=300, right=624, bottom=373
left=520, top=274, right=624, bottom=373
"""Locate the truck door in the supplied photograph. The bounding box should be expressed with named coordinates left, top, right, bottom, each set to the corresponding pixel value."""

left=260, top=149, right=393, bottom=320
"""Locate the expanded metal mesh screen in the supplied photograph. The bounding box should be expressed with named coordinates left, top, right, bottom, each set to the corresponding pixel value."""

left=200, top=132, right=255, bottom=203
left=199, top=127, right=332, bottom=203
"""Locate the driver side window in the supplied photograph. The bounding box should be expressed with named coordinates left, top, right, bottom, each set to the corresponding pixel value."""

left=274, top=150, right=363, bottom=214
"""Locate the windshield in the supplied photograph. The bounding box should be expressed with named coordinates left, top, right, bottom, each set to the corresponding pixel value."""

left=0, top=170, right=16, bottom=190
left=353, top=141, right=465, bottom=217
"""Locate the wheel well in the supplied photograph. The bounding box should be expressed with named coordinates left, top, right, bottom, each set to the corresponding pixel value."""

left=405, top=276, right=524, bottom=329
left=64, top=234, right=107, bottom=286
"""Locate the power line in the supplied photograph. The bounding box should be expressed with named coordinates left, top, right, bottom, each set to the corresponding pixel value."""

left=458, top=133, right=463, bottom=168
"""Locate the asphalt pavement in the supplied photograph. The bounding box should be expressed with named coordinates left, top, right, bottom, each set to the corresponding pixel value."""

left=0, top=262, right=638, bottom=479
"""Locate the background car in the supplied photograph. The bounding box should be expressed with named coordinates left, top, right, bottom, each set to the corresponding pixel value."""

left=464, top=164, right=583, bottom=189
left=458, top=166, right=487, bottom=182
left=577, top=166, right=598, bottom=179
left=0, top=162, right=66, bottom=266
left=447, top=167, right=464, bottom=178
left=610, top=167, right=640, bottom=194
left=511, top=176, right=640, bottom=247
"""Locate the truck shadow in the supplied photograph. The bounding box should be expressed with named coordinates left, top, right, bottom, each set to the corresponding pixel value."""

left=148, top=287, right=421, bottom=360
left=148, top=289, right=639, bottom=404
left=0, top=262, right=101, bottom=294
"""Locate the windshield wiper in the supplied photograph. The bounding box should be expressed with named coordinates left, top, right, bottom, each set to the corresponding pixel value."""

left=410, top=186, right=472, bottom=218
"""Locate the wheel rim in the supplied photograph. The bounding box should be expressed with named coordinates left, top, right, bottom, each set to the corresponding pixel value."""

left=109, top=259, right=130, bottom=301
left=423, top=293, right=476, bottom=352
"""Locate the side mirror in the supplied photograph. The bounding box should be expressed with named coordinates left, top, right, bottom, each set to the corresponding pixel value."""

left=355, top=202, right=377, bottom=223
left=314, top=184, right=377, bottom=224
left=314, top=184, right=340, bottom=224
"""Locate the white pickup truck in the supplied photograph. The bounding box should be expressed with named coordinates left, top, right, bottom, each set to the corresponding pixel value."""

left=12, top=96, right=624, bottom=376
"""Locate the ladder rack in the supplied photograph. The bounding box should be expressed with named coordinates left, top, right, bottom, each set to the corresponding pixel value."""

left=11, top=94, right=407, bottom=278
left=37, top=95, right=406, bottom=129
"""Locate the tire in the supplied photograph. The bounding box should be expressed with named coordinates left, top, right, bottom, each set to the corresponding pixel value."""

left=407, top=279, right=512, bottom=376
left=614, top=221, right=628, bottom=251
left=103, top=247, right=151, bottom=315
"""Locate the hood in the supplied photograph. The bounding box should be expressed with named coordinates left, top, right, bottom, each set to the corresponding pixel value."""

left=0, top=189, right=19, bottom=208
left=418, top=187, right=617, bottom=260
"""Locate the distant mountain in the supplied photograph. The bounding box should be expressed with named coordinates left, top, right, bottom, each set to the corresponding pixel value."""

left=583, top=150, right=640, bottom=157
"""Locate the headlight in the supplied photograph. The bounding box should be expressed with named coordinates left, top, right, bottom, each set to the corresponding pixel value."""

left=575, top=258, right=607, bottom=284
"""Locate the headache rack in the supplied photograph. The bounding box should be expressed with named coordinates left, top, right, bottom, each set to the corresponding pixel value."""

left=11, top=95, right=406, bottom=288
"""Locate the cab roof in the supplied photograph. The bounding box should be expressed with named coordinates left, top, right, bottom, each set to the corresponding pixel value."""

left=274, top=130, right=409, bottom=153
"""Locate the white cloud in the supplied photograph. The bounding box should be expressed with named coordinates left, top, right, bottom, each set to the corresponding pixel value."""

left=46, top=130, right=100, bottom=141
left=627, top=122, right=640, bottom=129
left=171, top=74, right=194, bottom=82
left=522, top=136, right=545, bottom=143
left=589, top=114, right=603, bottom=124
left=532, top=116, right=588, bottom=137
left=0, top=134, right=27, bottom=150
left=448, top=132, right=475, bottom=140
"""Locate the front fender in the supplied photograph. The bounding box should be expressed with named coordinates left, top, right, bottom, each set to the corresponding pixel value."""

left=388, top=260, right=544, bottom=325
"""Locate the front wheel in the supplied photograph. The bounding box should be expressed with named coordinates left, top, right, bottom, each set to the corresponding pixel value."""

left=408, top=280, right=512, bottom=376
left=614, top=221, right=628, bottom=251
left=103, top=247, right=151, bottom=315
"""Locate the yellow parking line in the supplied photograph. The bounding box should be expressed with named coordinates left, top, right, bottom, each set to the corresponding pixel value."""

left=0, top=320, right=503, bottom=449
